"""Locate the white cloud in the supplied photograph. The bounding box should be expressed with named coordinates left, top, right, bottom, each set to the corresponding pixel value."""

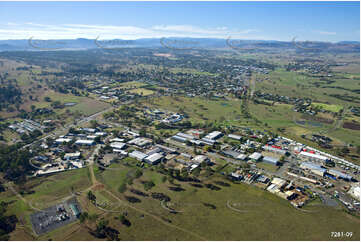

left=0, top=23, right=261, bottom=40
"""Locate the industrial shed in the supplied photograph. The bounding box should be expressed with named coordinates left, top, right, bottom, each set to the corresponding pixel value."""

left=201, top=137, right=216, bottom=146
left=262, top=156, right=280, bottom=166
left=129, top=150, right=147, bottom=161
left=204, top=131, right=223, bottom=140
left=192, top=155, right=210, bottom=164
left=110, top=142, right=126, bottom=150
left=175, top=132, right=194, bottom=140
left=249, top=152, right=262, bottom=162
left=64, top=152, right=81, bottom=160
left=228, top=134, right=242, bottom=140
left=110, top=138, right=125, bottom=143
left=263, top=145, right=287, bottom=155
left=55, top=138, right=72, bottom=144
left=144, top=153, right=164, bottom=165
left=299, top=151, right=330, bottom=162
left=327, top=169, right=353, bottom=181
left=75, top=140, right=95, bottom=146
left=171, top=135, right=188, bottom=143
left=300, top=162, right=326, bottom=177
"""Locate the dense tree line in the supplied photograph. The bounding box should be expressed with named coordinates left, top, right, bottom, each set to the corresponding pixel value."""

left=0, top=82, right=22, bottom=111
left=0, top=201, right=18, bottom=240
left=0, top=144, right=35, bottom=183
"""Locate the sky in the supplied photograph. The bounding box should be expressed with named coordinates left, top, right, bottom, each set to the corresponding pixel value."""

left=0, top=1, right=359, bottom=42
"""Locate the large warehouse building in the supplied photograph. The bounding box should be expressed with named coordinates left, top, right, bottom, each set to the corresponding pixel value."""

left=299, top=151, right=330, bottom=163
left=262, top=156, right=280, bottom=166
left=300, top=162, right=326, bottom=177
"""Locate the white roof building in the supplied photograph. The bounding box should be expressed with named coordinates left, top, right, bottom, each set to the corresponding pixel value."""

left=176, top=132, right=195, bottom=140
left=228, top=134, right=242, bottom=140
left=110, top=142, right=126, bottom=150
left=129, top=150, right=147, bottom=161
left=271, top=177, right=287, bottom=188
left=204, top=131, right=223, bottom=140
left=128, top=137, right=152, bottom=147
left=249, top=152, right=262, bottom=161
left=113, top=149, right=128, bottom=156
left=236, top=154, right=248, bottom=160
left=192, top=155, right=210, bottom=164
left=86, top=135, right=97, bottom=140
left=127, top=130, right=140, bottom=137
left=75, top=140, right=95, bottom=146
left=146, top=147, right=162, bottom=156
left=70, top=161, right=83, bottom=168
left=190, top=164, right=200, bottom=171
left=55, top=138, right=72, bottom=144
left=299, top=151, right=329, bottom=162
left=95, top=132, right=107, bottom=136
left=110, top=138, right=125, bottom=143
left=300, top=162, right=326, bottom=177
left=64, top=152, right=81, bottom=160
left=144, top=153, right=164, bottom=165
left=348, top=183, right=360, bottom=200
left=201, top=137, right=216, bottom=145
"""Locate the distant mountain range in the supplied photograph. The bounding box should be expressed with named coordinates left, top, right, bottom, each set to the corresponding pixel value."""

left=0, top=37, right=359, bottom=52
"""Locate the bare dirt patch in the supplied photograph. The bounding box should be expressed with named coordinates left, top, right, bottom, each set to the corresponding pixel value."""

left=343, top=121, right=360, bottom=130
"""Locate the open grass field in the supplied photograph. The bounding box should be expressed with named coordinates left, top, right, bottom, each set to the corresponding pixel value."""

left=129, top=88, right=154, bottom=96
left=118, top=81, right=146, bottom=89
left=169, top=67, right=218, bottom=76
left=37, top=91, right=111, bottom=116
left=23, top=168, right=91, bottom=207
left=256, top=161, right=280, bottom=173
left=332, top=64, right=360, bottom=74
left=87, top=164, right=360, bottom=241
left=146, top=95, right=245, bottom=125
left=255, top=68, right=360, bottom=107
left=311, top=102, right=344, bottom=113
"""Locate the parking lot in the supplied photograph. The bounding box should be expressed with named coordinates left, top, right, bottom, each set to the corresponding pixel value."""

left=30, top=197, right=81, bottom=235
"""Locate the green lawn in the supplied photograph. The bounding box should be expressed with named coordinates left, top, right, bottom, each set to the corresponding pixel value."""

left=311, top=102, right=343, bottom=113
left=91, top=169, right=360, bottom=241
left=24, top=168, right=91, bottom=208
left=129, top=88, right=154, bottom=96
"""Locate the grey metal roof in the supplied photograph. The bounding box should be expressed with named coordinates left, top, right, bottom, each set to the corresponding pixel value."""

left=328, top=169, right=352, bottom=179
left=262, top=156, right=279, bottom=164
left=300, top=162, right=326, bottom=172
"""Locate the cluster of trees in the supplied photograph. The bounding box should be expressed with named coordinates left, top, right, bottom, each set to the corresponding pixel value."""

left=0, top=201, right=18, bottom=240
left=0, top=144, right=35, bottom=183
left=142, top=180, right=155, bottom=191
left=0, top=81, right=22, bottom=112
left=20, top=129, right=42, bottom=143
left=50, top=79, right=85, bottom=94
left=79, top=212, right=120, bottom=241
left=91, top=219, right=119, bottom=240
